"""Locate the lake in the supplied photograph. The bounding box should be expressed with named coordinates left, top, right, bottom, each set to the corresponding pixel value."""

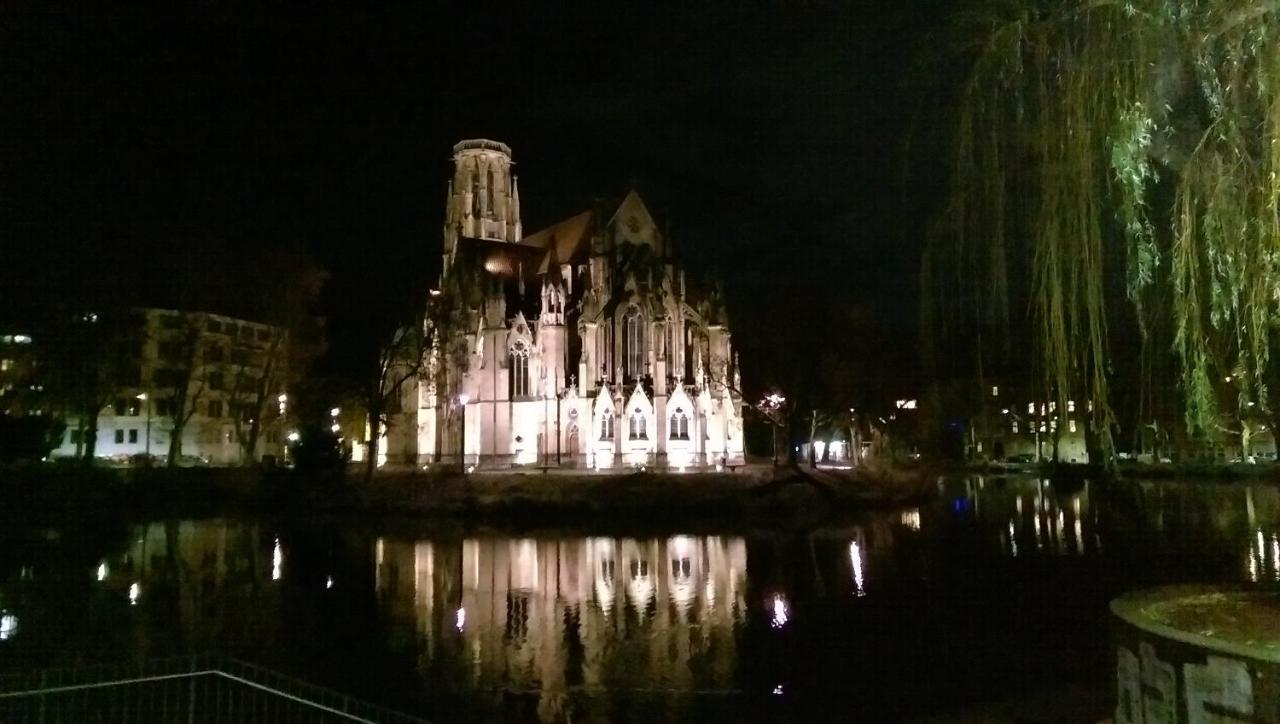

left=1, top=475, right=1277, bottom=721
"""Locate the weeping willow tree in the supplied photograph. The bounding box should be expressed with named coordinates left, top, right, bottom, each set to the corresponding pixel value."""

left=923, top=0, right=1280, bottom=461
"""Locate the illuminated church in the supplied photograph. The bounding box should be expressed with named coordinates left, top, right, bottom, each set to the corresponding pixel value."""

left=387, top=139, right=744, bottom=468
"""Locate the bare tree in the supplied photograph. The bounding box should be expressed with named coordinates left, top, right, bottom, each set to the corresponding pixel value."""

left=43, top=308, right=142, bottom=462
left=362, top=321, right=431, bottom=482
left=153, top=312, right=209, bottom=467
left=228, top=327, right=288, bottom=464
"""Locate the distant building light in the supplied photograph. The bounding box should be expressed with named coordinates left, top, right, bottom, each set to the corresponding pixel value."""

left=770, top=594, right=790, bottom=628
left=1069, top=419, right=1077, bottom=433
left=96, top=562, right=108, bottom=582
left=895, top=399, right=917, bottom=410
left=0, top=613, right=16, bottom=641
left=1067, top=400, right=1075, bottom=412
left=330, top=423, right=340, bottom=433
left=286, top=431, right=300, bottom=442
left=129, top=583, right=141, bottom=606
left=330, top=407, right=340, bottom=418
left=991, top=386, right=999, bottom=396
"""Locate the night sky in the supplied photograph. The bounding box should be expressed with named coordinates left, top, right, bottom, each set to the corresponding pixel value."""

left=2, top=2, right=949, bottom=401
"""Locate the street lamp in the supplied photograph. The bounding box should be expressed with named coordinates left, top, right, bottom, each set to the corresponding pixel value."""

left=760, top=393, right=786, bottom=467
left=136, top=393, right=151, bottom=461
left=457, top=393, right=470, bottom=474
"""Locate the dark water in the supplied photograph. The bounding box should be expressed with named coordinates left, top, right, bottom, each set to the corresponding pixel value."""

left=1, top=476, right=1278, bottom=722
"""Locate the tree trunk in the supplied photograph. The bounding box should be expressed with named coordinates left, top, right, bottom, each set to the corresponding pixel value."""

left=83, top=407, right=100, bottom=463
left=365, top=407, right=380, bottom=484
left=168, top=420, right=183, bottom=467
left=808, top=414, right=818, bottom=469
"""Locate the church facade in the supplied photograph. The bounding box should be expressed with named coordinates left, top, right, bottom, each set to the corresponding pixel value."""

left=387, top=139, right=744, bottom=469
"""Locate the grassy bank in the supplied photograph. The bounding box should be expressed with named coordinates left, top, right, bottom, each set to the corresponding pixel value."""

left=0, top=462, right=936, bottom=531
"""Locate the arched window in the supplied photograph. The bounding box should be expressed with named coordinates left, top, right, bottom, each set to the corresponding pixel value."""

left=669, top=408, right=689, bottom=440
left=471, top=173, right=481, bottom=217
left=598, top=322, right=611, bottom=380
left=624, top=306, right=644, bottom=379
left=600, top=413, right=614, bottom=440
left=509, top=342, right=529, bottom=398
left=486, top=167, right=495, bottom=214
left=629, top=408, right=648, bottom=440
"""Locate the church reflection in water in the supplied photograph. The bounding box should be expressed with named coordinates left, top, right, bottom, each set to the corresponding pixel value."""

left=9, top=474, right=1280, bottom=720
left=374, top=535, right=747, bottom=701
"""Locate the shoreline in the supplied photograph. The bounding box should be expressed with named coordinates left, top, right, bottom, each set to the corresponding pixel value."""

left=0, top=462, right=938, bottom=531
left=960, top=459, right=1280, bottom=482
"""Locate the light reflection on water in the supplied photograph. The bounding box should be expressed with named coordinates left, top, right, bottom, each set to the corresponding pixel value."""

left=1, top=475, right=1279, bottom=720
left=374, top=535, right=748, bottom=697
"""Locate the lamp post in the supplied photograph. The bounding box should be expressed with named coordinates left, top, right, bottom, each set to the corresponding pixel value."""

left=457, top=393, right=470, bottom=474
left=136, top=392, right=151, bottom=461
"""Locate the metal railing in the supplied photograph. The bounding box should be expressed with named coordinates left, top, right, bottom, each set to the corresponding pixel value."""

left=0, top=653, right=429, bottom=723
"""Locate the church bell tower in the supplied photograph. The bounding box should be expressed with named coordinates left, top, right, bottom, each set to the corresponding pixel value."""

left=443, top=139, right=522, bottom=269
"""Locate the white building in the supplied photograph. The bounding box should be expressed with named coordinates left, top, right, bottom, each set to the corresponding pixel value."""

left=51, top=308, right=290, bottom=465
left=386, top=139, right=744, bottom=469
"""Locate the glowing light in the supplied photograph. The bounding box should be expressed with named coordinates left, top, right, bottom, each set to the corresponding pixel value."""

left=128, top=583, right=141, bottom=606
left=96, top=561, right=108, bottom=581
left=286, top=431, right=300, bottom=442
left=455, top=607, right=466, bottom=631
left=900, top=509, right=921, bottom=530
left=135, top=392, right=147, bottom=401
left=325, top=576, right=334, bottom=590
left=1009, top=521, right=1018, bottom=557
left=1272, top=535, right=1280, bottom=581
left=330, top=423, right=340, bottom=433
left=467, top=465, right=475, bottom=473
left=849, top=541, right=866, bottom=597
left=0, top=613, right=16, bottom=640
left=770, top=594, right=789, bottom=629
left=457, top=393, right=470, bottom=406
left=895, top=399, right=917, bottom=410
left=772, top=684, right=784, bottom=696
left=272, top=538, right=283, bottom=581
left=330, top=407, right=340, bottom=417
